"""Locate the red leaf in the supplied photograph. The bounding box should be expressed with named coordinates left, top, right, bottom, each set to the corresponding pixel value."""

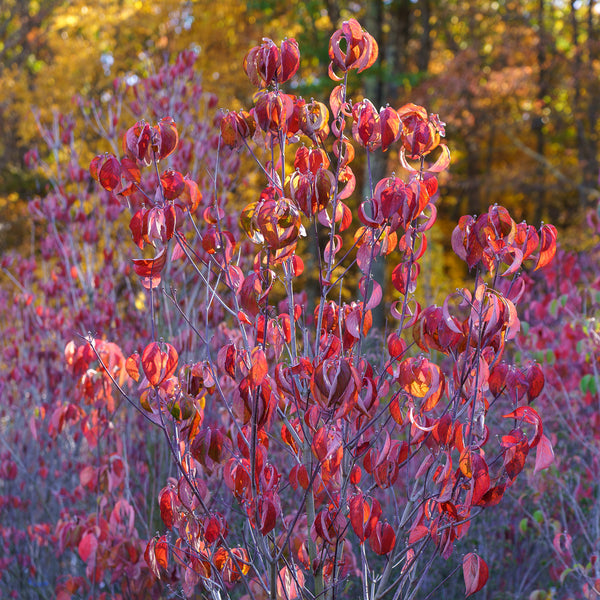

left=534, top=434, right=554, bottom=474
left=515, top=223, right=539, bottom=260
left=289, top=464, right=310, bottom=490
left=359, top=276, right=382, bottom=311
left=159, top=487, right=177, bottom=529
left=463, top=552, right=489, bottom=597
left=503, top=405, right=543, bottom=447
left=144, top=535, right=169, bottom=579
left=502, top=428, right=530, bottom=480
left=426, top=143, right=451, bottom=173
left=132, top=248, right=168, bottom=288
left=162, top=344, right=178, bottom=380
left=125, top=120, right=151, bottom=163
left=178, top=177, right=202, bottom=212
left=98, top=155, right=121, bottom=191
left=161, top=170, right=185, bottom=200
left=155, top=117, right=179, bottom=160
left=141, top=342, right=178, bottom=387
left=387, top=332, right=406, bottom=359
left=277, top=565, right=305, bottom=600
left=141, top=342, right=163, bottom=387
left=535, top=224, right=557, bottom=270
left=470, top=453, right=490, bottom=506
left=323, top=234, right=343, bottom=263
left=291, top=254, right=304, bottom=276
left=329, top=84, right=346, bottom=118
left=349, top=493, right=382, bottom=542
left=89, top=154, right=103, bottom=181
left=475, top=481, right=506, bottom=507
left=391, top=261, right=419, bottom=295
left=78, top=531, right=98, bottom=563
left=380, top=106, right=400, bottom=152
left=217, top=344, right=237, bottom=379
left=525, top=362, right=545, bottom=402
left=258, top=495, right=278, bottom=535
left=350, top=465, right=362, bottom=484
left=155, top=536, right=169, bottom=569
left=249, top=347, right=268, bottom=386
left=129, top=210, right=144, bottom=249
left=120, top=156, right=141, bottom=183
left=279, top=38, right=300, bottom=83
left=368, top=521, right=396, bottom=555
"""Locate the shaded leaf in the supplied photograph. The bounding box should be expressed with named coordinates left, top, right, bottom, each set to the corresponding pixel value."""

left=463, top=552, right=489, bottom=597
left=534, top=434, right=554, bottom=474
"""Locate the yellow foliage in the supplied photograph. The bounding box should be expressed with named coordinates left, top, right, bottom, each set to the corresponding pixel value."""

left=4, top=0, right=259, bottom=160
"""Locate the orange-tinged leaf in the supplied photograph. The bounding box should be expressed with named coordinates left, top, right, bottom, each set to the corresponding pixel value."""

left=459, top=448, right=473, bottom=478
left=463, top=552, right=489, bottom=597
left=125, top=353, right=140, bottom=382
left=161, top=343, right=179, bottom=381
left=144, top=535, right=169, bottom=579
left=277, top=565, right=305, bottom=600
left=155, top=536, right=169, bottom=569
left=535, top=224, right=557, bottom=270
left=329, top=84, right=346, bottom=118
left=160, top=169, right=185, bottom=200
left=398, top=356, right=444, bottom=412
left=249, top=347, right=268, bottom=386
left=380, top=106, right=400, bottom=152
left=141, top=342, right=178, bottom=387
left=426, top=143, right=451, bottom=173
left=132, top=248, right=167, bottom=283
left=159, top=487, right=176, bottom=529
left=349, top=493, right=382, bottom=542
left=142, top=342, right=163, bottom=387
left=120, top=156, right=141, bottom=183
left=409, top=379, right=429, bottom=398
left=98, top=155, right=121, bottom=191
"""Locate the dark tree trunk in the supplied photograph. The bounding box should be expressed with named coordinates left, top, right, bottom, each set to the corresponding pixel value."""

left=363, top=0, right=432, bottom=329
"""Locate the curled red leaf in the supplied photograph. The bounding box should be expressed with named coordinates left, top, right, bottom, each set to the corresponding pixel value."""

left=463, top=552, right=489, bottom=597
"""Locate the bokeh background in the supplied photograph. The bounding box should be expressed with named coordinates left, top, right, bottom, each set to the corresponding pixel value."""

left=2, top=0, right=599, bottom=249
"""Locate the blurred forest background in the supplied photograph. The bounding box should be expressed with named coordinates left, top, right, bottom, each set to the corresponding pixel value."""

left=1, top=0, right=599, bottom=256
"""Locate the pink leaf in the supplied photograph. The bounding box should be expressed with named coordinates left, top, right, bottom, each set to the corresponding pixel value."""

left=78, top=532, right=98, bottom=563
left=534, top=434, right=554, bottom=474
left=463, top=552, right=489, bottom=597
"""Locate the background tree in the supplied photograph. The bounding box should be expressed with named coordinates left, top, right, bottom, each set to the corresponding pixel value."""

left=0, top=0, right=255, bottom=252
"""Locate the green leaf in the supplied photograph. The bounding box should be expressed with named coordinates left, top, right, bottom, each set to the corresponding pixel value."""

left=580, top=374, right=592, bottom=394
left=519, top=518, right=528, bottom=535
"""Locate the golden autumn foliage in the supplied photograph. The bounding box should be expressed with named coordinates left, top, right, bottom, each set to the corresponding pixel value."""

left=2, top=0, right=256, bottom=155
